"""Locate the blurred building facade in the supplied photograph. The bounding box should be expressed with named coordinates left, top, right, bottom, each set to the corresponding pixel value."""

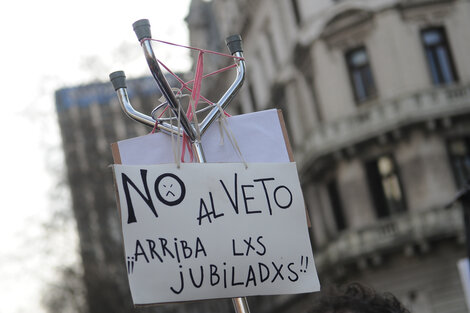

left=186, top=0, right=470, bottom=312
left=55, top=76, right=233, bottom=313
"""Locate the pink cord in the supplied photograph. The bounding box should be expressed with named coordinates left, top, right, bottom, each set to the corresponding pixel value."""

left=141, top=38, right=245, bottom=61
left=146, top=38, right=243, bottom=161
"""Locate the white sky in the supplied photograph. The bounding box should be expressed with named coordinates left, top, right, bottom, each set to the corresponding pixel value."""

left=0, top=1, right=191, bottom=312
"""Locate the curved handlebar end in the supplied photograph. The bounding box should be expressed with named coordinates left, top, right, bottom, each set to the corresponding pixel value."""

left=133, top=19, right=152, bottom=41
left=109, top=71, right=127, bottom=90
left=225, top=34, right=243, bottom=55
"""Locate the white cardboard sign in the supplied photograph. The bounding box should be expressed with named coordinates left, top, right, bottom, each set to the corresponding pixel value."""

left=113, top=162, right=320, bottom=305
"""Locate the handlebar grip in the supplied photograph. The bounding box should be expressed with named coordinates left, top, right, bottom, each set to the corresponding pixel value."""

left=109, top=71, right=127, bottom=90
left=225, top=34, right=243, bottom=55
left=133, top=19, right=152, bottom=41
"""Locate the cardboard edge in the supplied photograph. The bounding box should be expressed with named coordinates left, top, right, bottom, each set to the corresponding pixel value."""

left=111, top=142, right=122, bottom=165
left=276, top=110, right=294, bottom=162
left=110, top=143, right=126, bottom=262
left=110, top=143, right=123, bottom=220
left=110, top=165, right=123, bottom=222
left=277, top=110, right=311, bottom=228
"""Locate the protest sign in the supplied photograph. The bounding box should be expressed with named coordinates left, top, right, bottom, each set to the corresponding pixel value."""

left=113, top=162, right=320, bottom=305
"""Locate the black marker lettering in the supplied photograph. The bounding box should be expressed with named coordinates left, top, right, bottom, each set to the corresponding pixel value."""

left=170, top=265, right=184, bottom=294
left=242, top=185, right=261, bottom=214
left=180, top=240, right=192, bottom=259
left=197, top=192, right=224, bottom=225
left=195, top=237, right=207, bottom=258
left=274, top=185, right=293, bottom=209
left=209, top=192, right=224, bottom=219
left=197, top=197, right=212, bottom=225
left=232, top=239, right=244, bottom=256
left=173, top=238, right=181, bottom=263
left=244, top=237, right=256, bottom=256
left=253, top=177, right=275, bottom=215
left=146, top=239, right=163, bottom=262
left=245, top=265, right=257, bottom=287
left=210, top=264, right=220, bottom=286
left=189, top=266, right=204, bottom=288
left=121, top=170, right=157, bottom=223
left=287, top=262, right=299, bottom=282
left=256, top=236, right=266, bottom=256
left=223, top=262, right=227, bottom=288
left=134, top=240, right=149, bottom=263
left=258, top=262, right=270, bottom=283
left=271, top=262, right=284, bottom=282
left=220, top=173, right=239, bottom=214
left=159, top=238, right=175, bottom=259
left=231, top=266, right=244, bottom=286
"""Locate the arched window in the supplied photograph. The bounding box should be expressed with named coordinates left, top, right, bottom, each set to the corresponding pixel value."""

left=365, top=155, right=407, bottom=218
left=421, top=27, right=458, bottom=85
left=345, top=46, right=377, bottom=103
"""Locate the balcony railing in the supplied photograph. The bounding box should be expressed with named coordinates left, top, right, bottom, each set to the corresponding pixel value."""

left=314, top=204, right=464, bottom=269
left=297, top=83, right=470, bottom=175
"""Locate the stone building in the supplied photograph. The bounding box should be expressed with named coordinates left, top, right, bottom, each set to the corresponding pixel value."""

left=186, top=0, right=470, bottom=312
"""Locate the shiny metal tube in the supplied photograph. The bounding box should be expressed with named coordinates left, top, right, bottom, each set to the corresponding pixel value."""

left=135, top=34, right=245, bottom=163
left=116, top=88, right=181, bottom=136
left=233, top=297, right=251, bottom=313
left=192, top=140, right=206, bottom=163
left=141, top=40, right=197, bottom=142
left=140, top=40, right=207, bottom=161
left=200, top=51, right=246, bottom=135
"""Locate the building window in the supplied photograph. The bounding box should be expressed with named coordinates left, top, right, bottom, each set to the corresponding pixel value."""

left=345, top=47, right=377, bottom=103
left=421, top=27, right=458, bottom=85
left=327, top=179, right=347, bottom=231
left=365, top=155, right=406, bottom=218
left=448, top=138, right=470, bottom=188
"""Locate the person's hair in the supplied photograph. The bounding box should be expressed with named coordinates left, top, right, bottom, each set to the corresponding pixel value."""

left=309, top=282, right=410, bottom=313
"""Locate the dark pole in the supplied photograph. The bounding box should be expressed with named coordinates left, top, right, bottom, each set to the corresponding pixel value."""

left=463, top=191, right=470, bottom=262
left=448, top=183, right=470, bottom=272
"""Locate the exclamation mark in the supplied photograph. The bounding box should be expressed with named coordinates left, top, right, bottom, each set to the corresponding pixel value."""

left=127, top=256, right=135, bottom=274
left=300, top=256, right=308, bottom=273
